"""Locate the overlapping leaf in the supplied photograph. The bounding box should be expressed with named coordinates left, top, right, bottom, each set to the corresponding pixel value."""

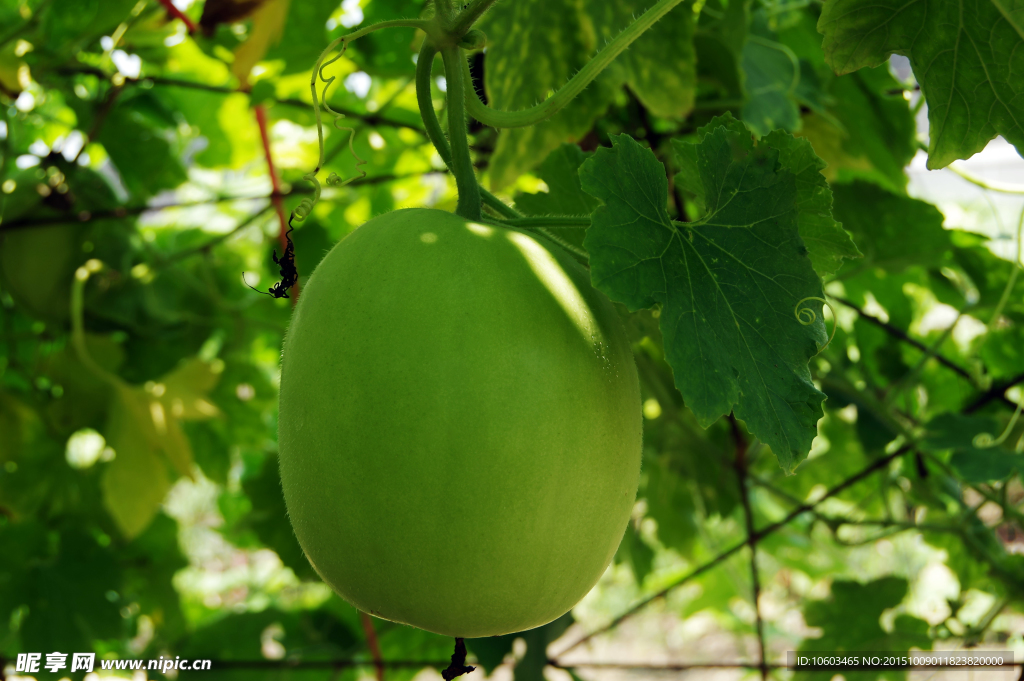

left=479, top=0, right=696, bottom=188
left=581, top=129, right=828, bottom=471
left=831, top=181, right=950, bottom=273
left=818, top=0, right=1024, bottom=168
left=798, top=577, right=931, bottom=681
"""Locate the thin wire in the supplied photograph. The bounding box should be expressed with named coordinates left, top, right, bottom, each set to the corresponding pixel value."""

left=553, top=445, right=910, bottom=657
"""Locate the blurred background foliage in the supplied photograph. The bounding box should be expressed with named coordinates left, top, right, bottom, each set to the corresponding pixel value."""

left=0, top=0, right=1023, bottom=679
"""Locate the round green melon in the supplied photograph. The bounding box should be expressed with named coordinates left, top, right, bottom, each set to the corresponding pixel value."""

left=278, top=208, right=641, bottom=637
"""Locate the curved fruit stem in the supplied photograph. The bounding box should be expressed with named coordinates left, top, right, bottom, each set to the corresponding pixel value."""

left=418, top=38, right=518, bottom=218
left=440, top=45, right=481, bottom=220
left=416, top=44, right=520, bottom=219
left=416, top=42, right=451, bottom=168
left=463, top=0, right=687, bottom=128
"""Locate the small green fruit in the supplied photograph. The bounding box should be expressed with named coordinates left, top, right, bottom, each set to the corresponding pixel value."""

left=278, top=208, right=641, bottom=637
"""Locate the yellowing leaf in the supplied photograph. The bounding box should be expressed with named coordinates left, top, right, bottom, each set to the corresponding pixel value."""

left=157, top=358, right=223, bottom=420
left=100, top=359, right=222, bottom=538
left=102, top=387, right=173, bottom=539
left=232, top=0, right=291, bottom=85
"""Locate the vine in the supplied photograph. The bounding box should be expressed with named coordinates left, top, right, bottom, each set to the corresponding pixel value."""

left=794, top=296, right=837, bottom=353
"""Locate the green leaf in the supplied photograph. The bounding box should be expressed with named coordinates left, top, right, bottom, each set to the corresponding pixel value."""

left=831, top=181, right=950, bottom=273
left=0, top=223, right=82, bottom=321
left=582, top=131, right=826, bottom=471
left=291, top=221, right=335, bottom=277
left=232, top=0, right=290, bottom=85
left=798, top=577, right=931, bottom=681
left=642, top=450, right=698, bottom=551
left=763, top=130, right=860, bottom=277
left=514, top=143, right=598, bottom=217
left=263, top=0, right=344, bottom=75
left=741, top=35, right=801, bottom=136
left=101, top=386, right=174, bottom=539
left=14, top=527, right=123, bottom=653
left=818, top=0, right=1024, bottom=168
left=100, top=359, right=219, bottom=537
left=480, top=0, right=697, bottom=188
left=795, top=65, right=917, bottom=192
left=923, top=413, right=1024, bottom=482
left=99, top=103, right=188, bottom=199
left=467, top=613, right=573, bottom=681
left=122, top=513, right=189, bottom=644
left=621, top=523, right=655, bottom=584
left=335, top=0, right=426, bottom=78
left=693, top=0, right=749, bottom=104
left=38, top=0, right=138, bottom=59
left=479, top=0, right=620, bottom=189
left=675, top=115, right=857, bottom=277
left=589, top=0, right=698, bottom=118
left=950, top=448, right=1024, bottom=482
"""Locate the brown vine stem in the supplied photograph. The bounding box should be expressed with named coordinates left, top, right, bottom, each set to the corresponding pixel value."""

left=254, top=104, right=299, bottom=302
left=156, top=0, right=198, bottom=33
left=729, top=415, right=768, bottom=681
left=831, top=296, right=1019, bottom=412
left=360, top=612, right=385, bottom=681
left=553, top=444, right=911, bottom=657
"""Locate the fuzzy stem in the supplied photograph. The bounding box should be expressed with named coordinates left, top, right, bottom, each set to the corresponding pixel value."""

left=441, top=45, right=481, bottom=219
left=416, top=43, right=452, bottom=167
left=464, top=0, right=687, bottom=128
left=417, top=43, right=519, bottom=219
left=450, top=0, right=500, bottom=34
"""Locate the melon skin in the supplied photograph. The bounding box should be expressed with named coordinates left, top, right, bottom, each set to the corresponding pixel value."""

left=278, top=208, right=641, bottom=637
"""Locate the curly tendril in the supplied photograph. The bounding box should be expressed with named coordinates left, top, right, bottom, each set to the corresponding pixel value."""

left=288, top=19, right=425, bottom=223
left=794, top=296, right=837, bottom=353
left=972, top=396, right=1024, bottom=451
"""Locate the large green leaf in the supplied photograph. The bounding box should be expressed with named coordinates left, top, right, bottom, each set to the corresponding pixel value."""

left=741, top=35, right=800, bottom=135
left=478, top=0, right=619, bottom=189
left=581, top=131, right=827, bottom=471
left=99, top=103, right=188, bottom=199
left=589, top=0, right=697, bottom=118
left=818, top=0, right=1024, bottom=168
left=798, top=577, right=931, bottom=681
left=6, top=526, right=124, bottom=653
left=795, top=66, right=917, bottom=192
left=763, top=130, right=860, bottom=277
left=831, top=181, right=950, bottom=273
left=480, top=0, right=696, bottom=188
left=513, top=143, right=598, bottom=217
left=263, top=0, right=346, bottom=75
